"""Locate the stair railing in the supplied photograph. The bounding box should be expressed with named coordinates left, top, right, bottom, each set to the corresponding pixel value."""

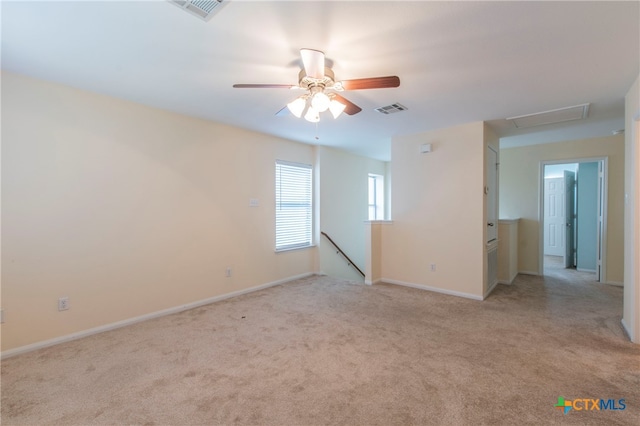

left=320, top=231, right=365, bottom=278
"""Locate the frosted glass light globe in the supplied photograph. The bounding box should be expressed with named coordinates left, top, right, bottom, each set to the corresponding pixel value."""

left=304, top=106, right=320, bottom=123
left=311, top=92, right=330, bottom=112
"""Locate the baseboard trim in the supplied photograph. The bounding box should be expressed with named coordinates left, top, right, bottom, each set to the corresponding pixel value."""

left=577, top=268, right=597, bottom=273
left=1, top=272, right=315, bottom=360
left=518, top=270, right=539, bottom=276
left=381, top=278, right=483, bottom=301
left=621, top=318, right=633, bottom=342
left=484, top=280, right=499, bottom=299
left=498, top=273, right=518, bottom=285
left=605, top=281, right=623, bottom=287
left=365, top=278, right=383, bottom=286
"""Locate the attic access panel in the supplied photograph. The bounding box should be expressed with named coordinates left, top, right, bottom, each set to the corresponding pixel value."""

left=507, top=103, right=590, bottom=129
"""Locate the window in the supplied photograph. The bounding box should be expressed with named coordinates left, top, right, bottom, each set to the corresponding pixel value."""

left=275, top=161, right=313, bottom=251
left=368, top=174, right=384, bottom=220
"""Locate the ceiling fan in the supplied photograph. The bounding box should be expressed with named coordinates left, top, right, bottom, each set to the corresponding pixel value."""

left=233, top=49, right=400, bottom=123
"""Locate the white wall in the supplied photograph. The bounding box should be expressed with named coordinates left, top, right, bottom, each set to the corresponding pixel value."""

left=623, top=73, right=640, bottom=342
left=381, top=122, right=486, bottom=299
left=0, top=72, right=317, bottom=352
left=317, top=146, right=387, bottom=281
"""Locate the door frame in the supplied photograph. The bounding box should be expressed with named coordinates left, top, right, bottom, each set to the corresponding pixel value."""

left=564, top=170, right=576, bottom=269
left=538, top=157, right=608, bottom=281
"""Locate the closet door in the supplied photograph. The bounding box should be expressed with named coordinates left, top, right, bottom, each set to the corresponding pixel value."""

left=486, top=146, right=498, bottom=243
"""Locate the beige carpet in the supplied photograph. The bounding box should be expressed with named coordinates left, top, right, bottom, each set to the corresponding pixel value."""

left=1, top=270, right=638, bottom=425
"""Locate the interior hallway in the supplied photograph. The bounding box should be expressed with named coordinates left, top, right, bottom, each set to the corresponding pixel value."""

left=544, top=254, right=598, bottom=282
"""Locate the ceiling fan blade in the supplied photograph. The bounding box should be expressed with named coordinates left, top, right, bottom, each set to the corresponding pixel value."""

left=332, top=94, right=362, bottom=115
left=300, top=48, right=325, bottom=79
left=233, top=84, right=297, bottom=89
left=340, top=76, right=400, bottom=90
left=275, top=106, right=290, bottom=116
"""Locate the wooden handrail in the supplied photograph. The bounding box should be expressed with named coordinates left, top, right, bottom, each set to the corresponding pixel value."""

left=320, top=231, right=365, bottom=278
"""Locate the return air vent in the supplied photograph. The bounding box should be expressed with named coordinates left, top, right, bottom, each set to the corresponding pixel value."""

left=507, top=103, right=590, bottom=129
left=169, top=0, right=228, bottom=21
left=375, top=103, right=408, bottom=115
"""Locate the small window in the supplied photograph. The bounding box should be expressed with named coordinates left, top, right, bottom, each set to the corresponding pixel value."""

left=275, top=161, right=313, bottom=251
left=368, top=174, right=384, bottom=220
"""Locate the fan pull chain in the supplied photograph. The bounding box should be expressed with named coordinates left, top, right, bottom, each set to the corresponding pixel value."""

left=315, top=122, right=319, bottom=140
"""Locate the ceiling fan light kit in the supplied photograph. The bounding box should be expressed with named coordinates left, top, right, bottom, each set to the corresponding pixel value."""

left=287, top=91, right=346, bottom=122
left=233, top=48, right=400, bottom=124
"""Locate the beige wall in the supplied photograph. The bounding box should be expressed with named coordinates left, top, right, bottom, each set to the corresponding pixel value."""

left=1, top=72, right=317, bottom=351
left=623, top=73, right=640, bottom=342
left=381, top=122, right=485, bottom=299
left=499, top=135, right=625, bottom=283
left=497, top=220, right=519, bottom=284
left=364, top=222, right=384, bottom=285
left=317, top=147, right=386, bottom=281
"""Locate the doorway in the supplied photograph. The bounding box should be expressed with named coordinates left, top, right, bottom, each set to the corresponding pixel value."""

left=540, top=158, right=607, bottom=281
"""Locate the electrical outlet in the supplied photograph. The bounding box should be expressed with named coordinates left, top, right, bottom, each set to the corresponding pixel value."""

left=58, top=297, right=70, bottom=311
left=430, top=264, right=436, bottom=272
left=225, top=267, right=232, bottom=278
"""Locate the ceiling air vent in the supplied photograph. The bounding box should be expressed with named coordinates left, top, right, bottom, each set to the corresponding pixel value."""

left=507, top=103, right=590, bottom=129
left=375, top=103, right=408, bottom=115
left=169, top=0, right=228, bottom=21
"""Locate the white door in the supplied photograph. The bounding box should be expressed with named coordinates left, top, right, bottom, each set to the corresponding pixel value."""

left=544, top=177, right=565, bottom=256
left=486, top=146, right=498, bottom=242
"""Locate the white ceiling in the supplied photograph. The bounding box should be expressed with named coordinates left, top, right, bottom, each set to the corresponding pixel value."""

left=2, top=1, right=638, bottom=161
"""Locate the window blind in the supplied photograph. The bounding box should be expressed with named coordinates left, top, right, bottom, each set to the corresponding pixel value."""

left=275, top=161, right=313, bottom=251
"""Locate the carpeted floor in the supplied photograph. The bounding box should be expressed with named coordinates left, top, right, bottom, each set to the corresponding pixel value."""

left=1, top=269, right=638, bottom=425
